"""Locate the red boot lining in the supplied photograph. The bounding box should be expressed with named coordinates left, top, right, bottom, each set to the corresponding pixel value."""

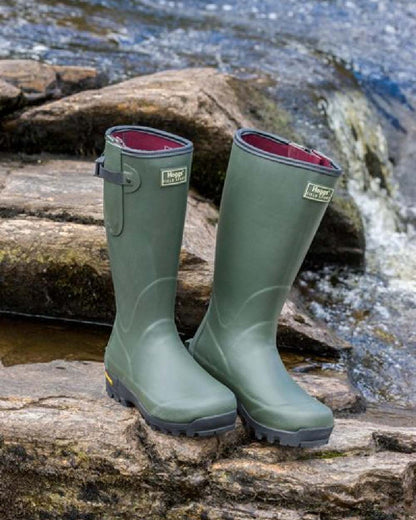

left=111, top=129, right=184, bottom=151
left=242, top=133, right=333, bottom=168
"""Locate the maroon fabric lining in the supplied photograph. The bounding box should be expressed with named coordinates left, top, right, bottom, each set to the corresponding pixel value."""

left=111, top=130, right=183, bottom=151
left=242, top=133, right=333, bottom=168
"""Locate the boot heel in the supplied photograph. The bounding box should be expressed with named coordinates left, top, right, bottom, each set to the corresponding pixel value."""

left=105, top=370, right=133, bottom=408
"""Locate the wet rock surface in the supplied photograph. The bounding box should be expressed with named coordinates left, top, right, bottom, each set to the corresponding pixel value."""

left=324, top=90, right=393, bottom=196
left=278, top=293, right=352, bottom=359
left=0, top=360, right=414, bottom=520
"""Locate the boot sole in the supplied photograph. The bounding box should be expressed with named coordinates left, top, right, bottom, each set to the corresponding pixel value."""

left=105, top=370, right=237, bottom=437
left=238, top=402, right=333, bottom=447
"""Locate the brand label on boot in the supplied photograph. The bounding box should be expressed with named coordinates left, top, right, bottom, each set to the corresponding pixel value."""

left=303, top=183, right=334, bottom=203
left=160, top=167, right=187, bottom=187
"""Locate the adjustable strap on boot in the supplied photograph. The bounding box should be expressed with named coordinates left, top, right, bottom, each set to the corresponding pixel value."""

left=94, top=156, right=131, bottom=185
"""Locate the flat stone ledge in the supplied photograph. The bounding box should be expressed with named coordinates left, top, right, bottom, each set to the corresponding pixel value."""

left=0, top=360, right=415, bottom=519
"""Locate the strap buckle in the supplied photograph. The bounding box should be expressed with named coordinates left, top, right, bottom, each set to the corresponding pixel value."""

left=94, top=155, right=104, bottom=178
left=94, top=156, right=130, bottom=186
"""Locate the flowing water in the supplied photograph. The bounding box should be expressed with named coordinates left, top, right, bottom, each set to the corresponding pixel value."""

left=0, top=0, right=415, bottom=410
left=0, top=0, right=415, bottom=92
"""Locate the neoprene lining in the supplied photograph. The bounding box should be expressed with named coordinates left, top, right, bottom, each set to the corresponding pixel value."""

left=111, top=129, right=184, bottom=151
left=241, top=132, right=333, bottom=168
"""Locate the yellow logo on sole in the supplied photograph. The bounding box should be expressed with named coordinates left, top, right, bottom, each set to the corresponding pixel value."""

left=161, top=167, right=187, bottom=187
left=104, top=370, right=113, bottom=385
left=303, top=182, right=334, bottom=203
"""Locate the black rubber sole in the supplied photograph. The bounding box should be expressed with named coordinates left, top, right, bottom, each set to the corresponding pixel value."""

left=238, top=402, right=333, bottom=447
left=105, top=369, right=237, bottom=437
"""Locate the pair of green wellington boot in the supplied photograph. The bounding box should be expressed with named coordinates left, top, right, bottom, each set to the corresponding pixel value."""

left=95, top=125, right=342, bottom=447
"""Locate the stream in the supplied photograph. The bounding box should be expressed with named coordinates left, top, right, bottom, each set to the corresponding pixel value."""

left=0, top=0, right=414, bottom=412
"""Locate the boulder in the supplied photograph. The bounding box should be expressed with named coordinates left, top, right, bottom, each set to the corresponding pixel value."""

left=0, top=59, right=105, bottom=104
left=0, top=59, right=57, bottom=102
left=0, top=359, right=414, bottom=520
left=0, top=155, right=351, bottom=358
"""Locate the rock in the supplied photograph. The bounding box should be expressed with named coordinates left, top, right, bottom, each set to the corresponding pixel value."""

left=234, top=417, right=398, bottom=463
left=0, top=68, right=252, bottom=201
left=279, top=294, right=352, bottom=358
left=0, top=79, right=22, bottom=116
left=0, top=59, right=57, bottom=102
left=0, top=360, right=160, bottom=520
left=135, top=414, right=247, bottom=467
left=292, top=372, right=365, bottom=414
left=0, top=217, right=114, bottom=322
left=0, top=154, right=104, bottom=223
left=0, top=359, right=415, bottom=520
left=377, top=93, right=416, bottom=223
left=52, top=64, right=106, bottom=96
left=323, top=89, right=393, bottom=195
left=0, top=154, right=352, bottom=357
left=166, top=503, right=310, bottom=519
left=373, top=430, right=416, bottom=454
left=210, top=452, right=416, bottom=516
left=307, top=190, right=366, bottom=268
left=0, top=59, right=105, bottom=105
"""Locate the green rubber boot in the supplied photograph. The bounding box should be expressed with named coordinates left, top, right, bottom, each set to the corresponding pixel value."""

left=188, top=128, right=342, bottom=446
left=95, top=126, right=236, bottom=437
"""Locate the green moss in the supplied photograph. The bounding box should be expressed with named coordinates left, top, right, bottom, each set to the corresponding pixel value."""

left=331, top=193, right=364, bottom=233
left=297, top=450, right=346, bottom=461
left=0, top=245, right=114, bottom=322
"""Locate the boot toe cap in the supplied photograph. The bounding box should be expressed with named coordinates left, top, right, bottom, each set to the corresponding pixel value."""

left=251, top=399, right=334, bottom=432
left=152, top=386, right=237, bottom=424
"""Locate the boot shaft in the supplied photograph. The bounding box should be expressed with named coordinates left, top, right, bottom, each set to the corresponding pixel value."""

left=212, top=128, right=342, bottom=329
left=100, top=126, right=193, bottom=328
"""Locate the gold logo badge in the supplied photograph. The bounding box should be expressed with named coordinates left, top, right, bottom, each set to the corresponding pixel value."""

left=161, top=167, right=187, bottom=187
left=303, top=182, right=334, bottom=203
